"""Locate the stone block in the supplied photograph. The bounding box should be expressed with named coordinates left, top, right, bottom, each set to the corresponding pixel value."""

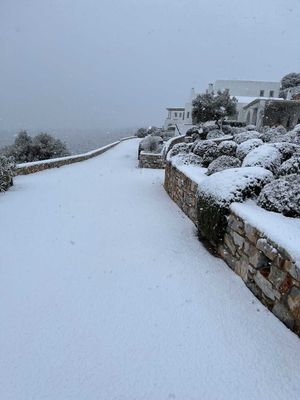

left=235, top=256, right=249, bottom=282
left=272, top=303, right=294, bottom=329
left=224, top=233, right=236, bottom=255
left=287, top=286, right=300, bottom=319
left=254, top=272, right=280, bottom=301
left=248, top=247, right=269, bottom=270
left=257, top=238, right=278, bottom=261
left=227, top=214, right=244, bottom=235
left=231, top=231, right=244, bottom=249
left=268, top=265, right=287, bottom=289
left=244, top=223, right=258, bottom=244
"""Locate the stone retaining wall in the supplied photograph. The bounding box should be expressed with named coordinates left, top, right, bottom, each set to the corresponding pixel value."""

left=164, top=162, right=198, bottom=225
left=16, top=137, right=135, bottom=175
left=164, top=161, right=300, bottom=336
left=139, top=152, right=166, bottom=169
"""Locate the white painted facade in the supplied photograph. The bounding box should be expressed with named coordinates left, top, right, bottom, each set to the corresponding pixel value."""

left=163, top=80, right=282, bottom=129
left=164, top=107, right=185, bottom=130
left=207, top=80, right=281, bottom=122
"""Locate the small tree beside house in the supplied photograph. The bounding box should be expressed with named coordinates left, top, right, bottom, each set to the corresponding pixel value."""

left=192, top=90, right=237, bottom=128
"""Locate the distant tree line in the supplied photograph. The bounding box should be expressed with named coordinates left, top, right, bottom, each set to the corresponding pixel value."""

left=1, top=131, right=70, bottom=163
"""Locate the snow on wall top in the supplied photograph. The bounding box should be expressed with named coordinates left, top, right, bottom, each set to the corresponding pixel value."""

left=231, top=200, right=300, bottom=266
left=198, top=167, right=273, bottom=204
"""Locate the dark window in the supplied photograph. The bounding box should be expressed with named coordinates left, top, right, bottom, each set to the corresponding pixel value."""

left=269, top=90, right=274, bottom=97
left=174, top=112, right=177, bottom=117
left=187, top=112, right=190, bottom=118
left=260, top=90, right=265, bottom=97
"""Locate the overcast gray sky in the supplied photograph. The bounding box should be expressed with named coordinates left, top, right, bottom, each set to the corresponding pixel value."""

left=0, top=0, right=299, bottom=131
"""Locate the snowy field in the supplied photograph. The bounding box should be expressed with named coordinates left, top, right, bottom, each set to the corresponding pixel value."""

left=0, top=138, right=300, bottom=400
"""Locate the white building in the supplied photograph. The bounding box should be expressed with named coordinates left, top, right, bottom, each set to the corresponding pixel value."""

left=163, top=79, right=282, bottom=130
left=207, top=80, right=281, bottom=122
left=164, top=107, right=185, bottom=130
left=164, top=89, right=196, bottom=132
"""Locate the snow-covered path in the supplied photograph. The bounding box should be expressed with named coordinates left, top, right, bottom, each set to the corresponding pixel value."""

left=1, top=139, right=300, bottom=400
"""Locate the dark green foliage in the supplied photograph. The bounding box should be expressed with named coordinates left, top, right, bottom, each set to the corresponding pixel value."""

left=0, top=156, right=15, bottom=192
left=192, top=90, right=237, bottom=125
left=196, top=167, right=273, bottom=247
left=3, top=131, right=70, bottom=163
left=135, top=128, right=147, bottom=138
left=197, top=195, right=228, bottom=246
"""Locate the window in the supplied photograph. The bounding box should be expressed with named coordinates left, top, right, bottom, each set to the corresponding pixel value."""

left=179, top=112, right=182, bottom=117
left=174, top=112, right=177, bottom=117
left=260, top=90, right=265, bottom=97
left=269, top=90, right=274, bottom=97
left=187, top=112, right=190, bottom=119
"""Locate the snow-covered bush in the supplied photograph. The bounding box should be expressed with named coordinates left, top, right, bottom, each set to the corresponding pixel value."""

left=207, top=155, right=241, bottom=175
left=258, top=174, right=300, bottom=217
left=197, top=167, right=273, bottom=244
left=242, top=144, right=282, bottom=174
left=202, top=146, right=220, bottom=167
left=135, top=128, right=147, bottom=138
left=260, top=126, right=289, bottom=143
left=172, top=153, right=203, bottom=167
left=193, top=140, right=216, bottom=156
left=186, top=127, right=206, bottom=141
left=167, top=143, right=191, bottom=159
left=0, top=156, right=15, bottom=192
left=245, top=124, right=257, bottom=131
left=139, top=135, right=163, bottom=153
left=217, top=140, right=237, bottom=157
left=236, top=138, right=263, bottom=160
left=278, top=153, right=300, bottom=176
left=234, top=131, right=261, bottom=144
left=272, top=142, right=300, bottom=161
left=206, top=129, right=224, bottom=139
left=293, top=123, right=300, bottom=133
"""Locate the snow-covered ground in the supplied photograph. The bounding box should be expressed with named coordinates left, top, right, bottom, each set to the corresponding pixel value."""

left=0, top=139, right=300, bottom=400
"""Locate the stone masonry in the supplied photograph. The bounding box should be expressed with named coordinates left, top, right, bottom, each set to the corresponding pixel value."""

left=164, top=161, right=300, bottom=336
left=164, top=162, right=198, bottom=225
left=139, top=152, right=166, bottom=169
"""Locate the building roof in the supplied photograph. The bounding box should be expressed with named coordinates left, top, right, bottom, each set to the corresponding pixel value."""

left=243, top=97, right=300, bottom=109
left=166, top=107, right=185, bottom=111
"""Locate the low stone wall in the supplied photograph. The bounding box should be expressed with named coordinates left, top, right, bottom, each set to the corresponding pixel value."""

left=139, top=152, right=166, bottom=169
left=219, top=213, right=300, bottom=334
left=16, top=137, right=135, bottom=175
left=164, top=162, right=198, bottom=225
left=164, top=161, right=300, bottom=336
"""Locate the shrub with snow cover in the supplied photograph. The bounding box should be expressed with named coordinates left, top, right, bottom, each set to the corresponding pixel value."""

left=193, top=140, right=218, bottom=158
left=217, top=140, right=237, bottom=157
left=206, top=130, right=224, bottom=139
left=245, top=124, right=257, bottom=131
left=207, top=155, right=241, bottom=175
left=272, top=142, right=300, bottom=161
left=242, top=144, right=282, bottom=174
left=236, top=138, right=263, bottom=160
left=0, top=156, right=15, bottom=192
left=139, top=135, right=163, bottom=154
left=197, top=167, right=273, bottom=244
left=258, top=174, right=300, bottom=217
left=167, top=143, right=191, bottom=160
left=234, top=131, right=261, bottom=144
left=279, top=153, right=300, bottom=176
left=172, top=153, right=203, bottom=167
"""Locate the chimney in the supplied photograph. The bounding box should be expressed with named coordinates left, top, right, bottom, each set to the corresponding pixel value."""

left=208, top=83, right=214, bottom=94
left=190, top=87, right=195, bottom=100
